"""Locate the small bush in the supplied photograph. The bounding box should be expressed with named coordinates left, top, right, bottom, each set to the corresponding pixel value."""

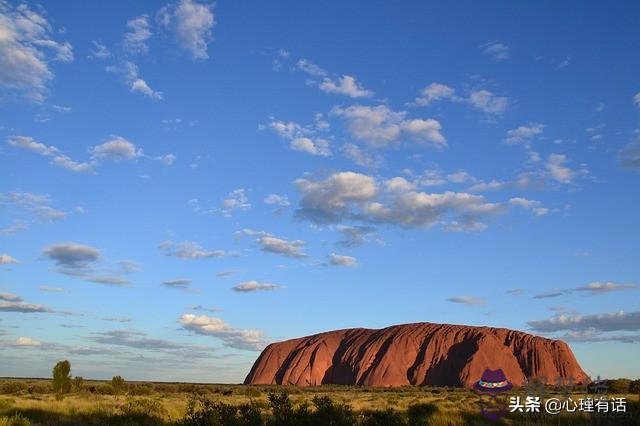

left=0, top=382, right=27, bottom=395
left=359, top=408, right=404, bottom=426
left=0, top=414, right=31, bottom=426
left=112, top=376, right=126, bottom=395
left=73, top=376, right=84, bottom=392
left=406, top=402, right=437, bottom=424
left=0, top=398, right=15, bottom=410
left=182, top=394, right=263, bottom=426
left=52, top=360, right=71, bottom=400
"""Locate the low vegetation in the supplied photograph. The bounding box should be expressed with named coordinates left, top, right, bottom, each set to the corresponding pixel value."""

left=0, top=361, right=637, bottom=425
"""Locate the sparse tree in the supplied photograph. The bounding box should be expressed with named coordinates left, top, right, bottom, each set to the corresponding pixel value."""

left=52, top=360, right=72, bottom=399
left=73, top=376, right=85, bottom=392
left=111, top=375, right=126, bottom=395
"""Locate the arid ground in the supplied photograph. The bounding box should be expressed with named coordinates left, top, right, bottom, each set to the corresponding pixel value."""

left=0, top=379, right=638, bottom=425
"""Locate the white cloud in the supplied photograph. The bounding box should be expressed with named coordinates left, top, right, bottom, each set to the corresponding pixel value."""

left=6, top=136, right=93, bottom=173
left=410, top=83, right=459, bottom=106
left=159, top=240, right=225, bottom=259
left=220, top=189, right=251, bottom=216
left=179, top=314, right=266, bottom=350
left=232, top=280, right=284, bottom=292
left=295, top=171, right=377, bottom=223
left=42, top=242, right=100, bottom=268
left=446, top=295, right=486, bottom=306
left=331, top=105, right=446, bottom=149
left=156, top=153, right=177, bottom=166
left=0, top=254, right=19, bottom=264
left=0, top=191, right=70, bottom=225
left=633, top=92, right=640, bottom=108
left=619, top=139, right=640, bottom=171
left=319, top=75, right=373, bottom=98
left=256, top=236, right=306, bottom=258
left=575, top=282, right=637, bottom=294
left=336, top=225, right=376, bottom=248
left=90, top=136, right=143, bottom=162
left=480, top=41, right=510, bottom=61
left=329, top=253, right=358, bottom=267
left=505, top=123, right=545, bottom=145
left=340, top=143, right=383, bottom=169
left=509, top=197, right=549, bottom=216
left=16, top=336, right=40, bottom=346
left=296, top=171, right=504, bottom=230
left=89, top=40, right=110, bottom=59
left=468, top=90, right=509, bottom=115
left=162, top=278, right=192, bottom=288
left=265, top=117, right=332, bottom=156
left=545, top=153, right=575, bottom=183
left=528, top=310, right=640, bottom=333
left=38, top=286, right=64, bottom=293
left=123, top=15, right=152, bottom=55
left=158, top=0, right=215, bottom=60
left=107, top=61, right=163, bottom=100
left=296, top=59, right=327, bottom=77
left=264, top=194, right=290, bottom=207
left=0, top=1, right=73, bottom=102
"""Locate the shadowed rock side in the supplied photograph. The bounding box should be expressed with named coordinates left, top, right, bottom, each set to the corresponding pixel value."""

left=244, top=323, right=589, bottom=387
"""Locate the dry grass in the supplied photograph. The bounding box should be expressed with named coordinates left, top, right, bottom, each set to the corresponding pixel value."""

left=0, top=379, right=638, bottom=425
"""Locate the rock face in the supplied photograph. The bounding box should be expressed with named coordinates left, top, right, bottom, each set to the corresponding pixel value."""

left=244, top=322, right=589, bottom=387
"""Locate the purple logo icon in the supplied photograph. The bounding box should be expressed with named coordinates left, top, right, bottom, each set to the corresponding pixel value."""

left=475, top=368, right=513, bottom=421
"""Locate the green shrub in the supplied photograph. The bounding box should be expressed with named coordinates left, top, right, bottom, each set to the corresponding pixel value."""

left=359, top=408, right=404, bottom=426
left=52, top=360, right=71, bottom=400
left=310, top=395, right=355, bottom=425
left=73, top=376, right=84, bottom=392
left=182, top=394, right=263, bottom=426
left=111, top=376, right=126, bottom=395
left=27, top=382, right=50, bottom=394
left=406, top=402, right=437, bottom=424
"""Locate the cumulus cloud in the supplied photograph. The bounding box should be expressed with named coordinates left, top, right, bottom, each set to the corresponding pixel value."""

left=410, top=83, right=460, bottom=106
left=509, top=197, right=549, bottom=216
left=545, top=154, right=575, bottom=183
left=331, top=105, right=446, bottom=149
left=265, top=117, right=332, bottom=156
left=123, top=15, right=152, bottom=55
left=16, top=337, right=41, bottom=346
left=232, top=280, right=284, bottom=292
left=158, top=0, right=215, bottom=60
left=6, top=136, right=93, bottom=173
left=256, top=236, right=306, bottom=258
left=220, top=189, right=251, bottom=216
left=179, top=314, right=266, bottom=350
left=156, top=153, right=177, bottom=166
left=90, top=136, right=143, bottom=162
left=106, top=60, right=163, bottom=100
left=264, top=194, right=290, bottom=207
left=340, top=143, right=383, bottom=169
left=634, top=92, right=640, bottom=108
left=446, top=295, right=486, bottom=306
left=528, top=310, right=640, bottom=333
left=574, top=282, right=637, bottom=294
left=329, top=253, right=358, bottom=267
left=158, top=240, right=225, bottom=259
left=295, top=171, right=504, bottom=231
left=467, top=90, right=509, bottom=115
left=0, top=254, right=18, bottom=265
left=336, top=225, right=376, bottom=248
left=0, top=1, right=73, bottom=102
left=319, top=75, right=373, bottom=98
left=410, top=83, right=509, bottom=116
left=480, top=41, right=510, bottom=61
left=505, top=123, right=545, bottom=145
left=619, top=139, right=640, bottom=171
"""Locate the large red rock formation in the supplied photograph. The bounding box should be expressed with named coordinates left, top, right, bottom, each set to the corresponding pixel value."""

left=244, top=322, right=589, bottom=387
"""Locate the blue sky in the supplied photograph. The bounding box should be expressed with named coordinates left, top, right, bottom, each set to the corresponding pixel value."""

left=1, top=0, right=640, bottom=383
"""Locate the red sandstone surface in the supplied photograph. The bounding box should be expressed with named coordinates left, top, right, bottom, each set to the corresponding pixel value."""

left=244, top=322, right=589, bottom=387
